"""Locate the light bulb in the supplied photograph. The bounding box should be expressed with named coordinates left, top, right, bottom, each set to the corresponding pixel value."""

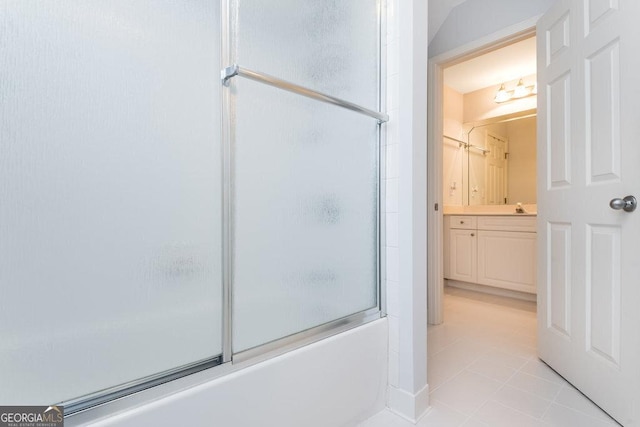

left=494, top=83, right=511, bottom=103
left=513, top=79, right=530, bottom=98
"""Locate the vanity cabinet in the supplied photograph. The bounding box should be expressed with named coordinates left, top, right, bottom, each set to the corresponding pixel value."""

left=446, top=216, right=477, bottom=283
left=444, top=215, right=537, bottom=294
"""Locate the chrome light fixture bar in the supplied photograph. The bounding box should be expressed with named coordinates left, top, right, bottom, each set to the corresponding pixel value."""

left=221, top=64, right=389, bottom=124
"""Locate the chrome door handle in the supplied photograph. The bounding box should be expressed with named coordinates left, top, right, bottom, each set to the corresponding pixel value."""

left=609, top=195, right=637, bottom=212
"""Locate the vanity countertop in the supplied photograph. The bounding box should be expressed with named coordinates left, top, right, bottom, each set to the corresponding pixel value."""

left=443, top=204, right=537, bottom=216
left=443, top=212, right=537, bottom=216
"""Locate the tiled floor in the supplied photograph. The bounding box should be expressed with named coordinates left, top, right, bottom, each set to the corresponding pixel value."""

left=359, top=286, right=620, bottom=427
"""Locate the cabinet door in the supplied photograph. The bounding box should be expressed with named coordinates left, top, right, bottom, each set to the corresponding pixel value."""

left=448, top=229, right=477, bottom=282
left=477, top=230, right=536, bottom=293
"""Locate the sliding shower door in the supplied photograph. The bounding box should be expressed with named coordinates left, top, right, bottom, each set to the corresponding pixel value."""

left=0, top=1, right=223, bottom=408
left=227, top=0, right=384, bottom=353
left=0, top=0, right=384, bottom=413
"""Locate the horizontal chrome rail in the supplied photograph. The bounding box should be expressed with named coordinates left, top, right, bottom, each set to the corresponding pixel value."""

left=232, top=307, right=382, bottom=364
left=443, top=135, right=490, bottom=155
left=222, top=64, right=389, bottom=124
left=63, top=355, right=222, bottom=416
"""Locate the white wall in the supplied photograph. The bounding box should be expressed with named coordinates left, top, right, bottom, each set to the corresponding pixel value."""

left=385, top=0, right=429, bottom=421
left=428, top=0, right=467, bottom=43
left=428, top=0, right=556, bottom=58
left=70, top=320, right=388, bottom=427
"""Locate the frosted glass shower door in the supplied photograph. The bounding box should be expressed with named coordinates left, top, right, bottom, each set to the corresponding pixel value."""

left=0, top=1, right=223, bottom=407
left=229, top=0, right=383, bottom=353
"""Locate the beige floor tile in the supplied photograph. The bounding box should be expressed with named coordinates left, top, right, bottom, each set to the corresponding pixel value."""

left=472, top=401, right=549, bottom=427
left=491, top=385, right=552, bottom=419
left=554, top=385, right=616, bottom=422
left=506, top=371, right=563, bottom=400
left=430, top=370, right=502, bottom=415
left=542, top=403, right=619, bottom=427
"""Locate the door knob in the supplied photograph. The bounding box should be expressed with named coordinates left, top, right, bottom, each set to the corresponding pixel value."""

left=609, top=195, right=637, bottom=212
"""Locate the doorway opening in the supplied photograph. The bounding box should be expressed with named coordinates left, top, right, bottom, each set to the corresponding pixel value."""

left=426, top=25, right=545, bottom=399
left=427, top=24, right=538, bottom=326
left=441, top=35, right=538, bottom=299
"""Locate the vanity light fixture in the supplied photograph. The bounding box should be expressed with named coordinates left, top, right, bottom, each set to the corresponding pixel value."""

left=494, top=79, right=537, bottom=103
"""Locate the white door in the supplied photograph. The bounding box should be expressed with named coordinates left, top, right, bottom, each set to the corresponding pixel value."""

left=485, top=132, right=508, bottom=204
left=537, top=0, right=640, bottom=425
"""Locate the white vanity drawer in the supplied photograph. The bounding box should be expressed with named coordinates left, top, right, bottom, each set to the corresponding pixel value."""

left=449, top=216, right=477, bottom=229
left=477, top=216, right=536, bottom=232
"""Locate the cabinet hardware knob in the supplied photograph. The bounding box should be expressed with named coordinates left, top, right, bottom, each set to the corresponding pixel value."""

left=460, top=221, right=464, bottom=224
left=471, top=233, right=475, bottom=237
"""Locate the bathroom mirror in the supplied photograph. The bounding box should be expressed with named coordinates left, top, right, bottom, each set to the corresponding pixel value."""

left=463, top=111, right=537, bottom=205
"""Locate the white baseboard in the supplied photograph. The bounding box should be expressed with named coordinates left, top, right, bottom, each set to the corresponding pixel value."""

left=387, top=384, right=430, bottom=423
left=445, top=280, right=537, bottom=302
